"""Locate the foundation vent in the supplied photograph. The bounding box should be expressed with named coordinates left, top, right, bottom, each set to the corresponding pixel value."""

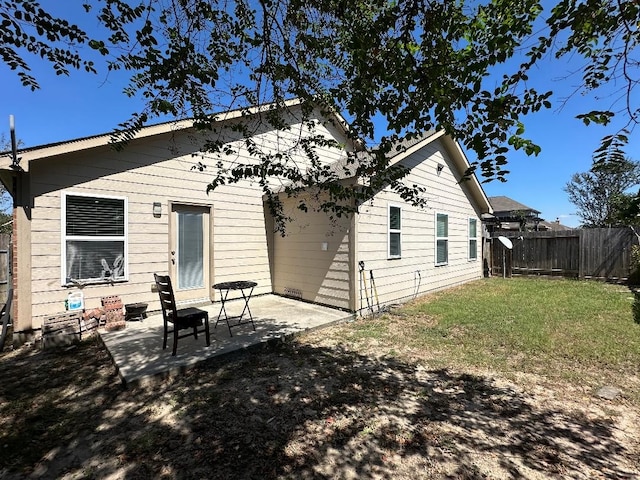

left=283, top=287, right=303, bottom=300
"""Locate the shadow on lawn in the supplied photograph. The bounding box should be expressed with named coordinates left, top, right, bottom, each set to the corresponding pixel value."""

left=0, top=340, right=125, bottom=477
left=0, top=339, right=636, bottom=479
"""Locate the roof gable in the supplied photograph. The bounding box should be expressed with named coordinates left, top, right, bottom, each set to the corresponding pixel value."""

left=406, top=132, right=492, bottom=215
left=334, top=131, right=491, bottom=215
left=316, top=131, right=491, bottom=215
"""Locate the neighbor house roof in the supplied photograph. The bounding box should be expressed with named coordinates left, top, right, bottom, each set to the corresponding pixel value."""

left=487, top=196, right=577, bottom=231
left=488, top=196, right=540, bottom=215
left=538, top=220, right=574, bottom=231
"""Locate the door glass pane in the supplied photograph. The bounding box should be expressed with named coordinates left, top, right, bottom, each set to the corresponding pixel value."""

left=178, top=211, right=204, bottom=289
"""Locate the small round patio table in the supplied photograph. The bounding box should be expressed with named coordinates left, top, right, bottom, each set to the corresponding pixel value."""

left=212, top=281, right=257, bottom=336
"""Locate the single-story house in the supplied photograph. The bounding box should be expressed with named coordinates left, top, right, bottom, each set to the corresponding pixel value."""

left=0, top=100, right=492, bottom=345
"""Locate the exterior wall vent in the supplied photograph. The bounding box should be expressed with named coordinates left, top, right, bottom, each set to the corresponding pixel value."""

left=283, top=287, right=303, bottom=300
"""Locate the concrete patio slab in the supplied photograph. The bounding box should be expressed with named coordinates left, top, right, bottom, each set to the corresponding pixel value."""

left=99, top=294, right=353, bottom=386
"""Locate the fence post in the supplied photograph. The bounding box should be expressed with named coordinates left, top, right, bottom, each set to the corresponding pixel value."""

left=578, top=229, right=584, bottom=279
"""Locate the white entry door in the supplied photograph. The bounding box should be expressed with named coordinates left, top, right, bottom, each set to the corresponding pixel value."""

left=169, top=204, right=211, bottom=302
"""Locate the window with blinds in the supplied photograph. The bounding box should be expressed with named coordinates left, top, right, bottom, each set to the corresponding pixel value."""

left=436, top=213, right=448, bottom=265
left=388, top=205, right=402, bottom=258
left=469, top=218, right=478, bottom=260
left=62, top=193, right=127, bottom=284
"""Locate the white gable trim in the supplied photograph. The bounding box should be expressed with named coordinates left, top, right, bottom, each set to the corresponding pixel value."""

left=389, top=131, right=492, bottom=215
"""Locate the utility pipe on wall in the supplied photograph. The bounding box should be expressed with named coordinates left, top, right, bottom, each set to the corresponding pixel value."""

left=9, top=115, right=18, bottom=168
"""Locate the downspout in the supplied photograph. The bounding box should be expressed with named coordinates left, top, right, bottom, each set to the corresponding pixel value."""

left=6, top=115, right=32, bottom=345
left=350, top=191, right=359, bottom=314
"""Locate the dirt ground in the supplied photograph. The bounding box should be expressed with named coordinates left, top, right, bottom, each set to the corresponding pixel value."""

left=0, top=320, right=639, bottom=479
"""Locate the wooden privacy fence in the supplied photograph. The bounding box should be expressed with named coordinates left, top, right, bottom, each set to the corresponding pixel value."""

left=490, top=228, right=640, bottom=281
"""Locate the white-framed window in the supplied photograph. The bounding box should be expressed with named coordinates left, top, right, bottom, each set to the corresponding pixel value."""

left=469, top=217, right=478, bottom=260
left=61, top=192, right=128, bottom=285
left=388, top=204, right=402, bottom=258
left=435, top=212, right=448, bottom=266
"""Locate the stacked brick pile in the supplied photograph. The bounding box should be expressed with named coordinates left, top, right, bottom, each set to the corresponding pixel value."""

left=101, top=295, right=126, bottom=331
left=82, top=295, right=126, bottom=331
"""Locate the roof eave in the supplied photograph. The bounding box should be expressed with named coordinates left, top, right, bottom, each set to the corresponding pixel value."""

left=438, top=134, right=493, bottom=215
left=7, top=98, right=320, bottom=170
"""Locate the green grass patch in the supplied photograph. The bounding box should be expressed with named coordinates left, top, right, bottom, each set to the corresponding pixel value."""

left=385, top=278, right=640, bottom=393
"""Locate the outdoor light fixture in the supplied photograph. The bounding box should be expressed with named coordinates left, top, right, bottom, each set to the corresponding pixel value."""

left=153, top=202, right=162, bottom=218
left=436, top=163, right=444, bottom=175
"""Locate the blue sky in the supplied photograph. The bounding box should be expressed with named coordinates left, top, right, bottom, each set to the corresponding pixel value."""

left=1, top=3, right=638, bottom=227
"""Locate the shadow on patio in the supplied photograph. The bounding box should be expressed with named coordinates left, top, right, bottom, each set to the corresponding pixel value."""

left=100, top=294, right=353, bottom=386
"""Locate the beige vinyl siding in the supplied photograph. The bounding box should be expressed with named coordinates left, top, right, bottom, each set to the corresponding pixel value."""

left=272, top=193, right=353, bottom=310
left=355, top=138, right=482, bottom=312
left=25, top=107, right=351, bottom=328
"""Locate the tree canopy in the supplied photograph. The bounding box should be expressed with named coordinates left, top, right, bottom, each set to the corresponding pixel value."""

left=2, top=0, right=639, bottom=226
left=565, top=141, right=640, bottom=227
